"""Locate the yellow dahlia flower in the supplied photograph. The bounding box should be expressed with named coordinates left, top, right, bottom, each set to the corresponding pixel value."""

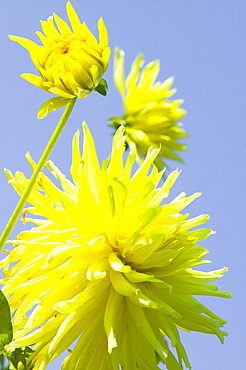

left=9, top=2, right=110, bottom=118
left=1, top=124, right=230, bottom=370
left=110, top=48, right=187, bottom=171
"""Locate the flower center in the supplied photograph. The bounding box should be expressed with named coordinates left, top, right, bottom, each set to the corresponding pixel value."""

left=50, top=35, right=86, bottom=55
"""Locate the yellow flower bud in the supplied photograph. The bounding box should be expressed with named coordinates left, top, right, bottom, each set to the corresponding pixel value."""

left=9, top=1, right=110, bottom=118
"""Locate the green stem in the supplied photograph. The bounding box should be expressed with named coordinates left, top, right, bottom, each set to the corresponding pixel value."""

left=0, top=98, right=77, bottom=250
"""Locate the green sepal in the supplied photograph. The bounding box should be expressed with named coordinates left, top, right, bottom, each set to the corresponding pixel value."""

left=94, top=78, right=108, bottom=96
left=5, top=347, right=33, bottom=370
left=108, top=116, right=126, bottom=129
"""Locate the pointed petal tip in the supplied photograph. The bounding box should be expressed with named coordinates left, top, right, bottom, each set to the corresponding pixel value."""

left=8, top=34, right=25, bottom=43
left=66, top=1, right=72, bottom=9
left=82, top=120, right=88, bottom=130
left=114, top=46, right=121, bottom=52
left=115, top=124, right=126, bottom=137
left=115, top=46, right=125, bottom=57
left=98, top=17, right=104, bottom=25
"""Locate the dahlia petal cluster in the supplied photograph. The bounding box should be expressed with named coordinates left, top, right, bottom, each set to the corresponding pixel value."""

left=110, top=48, right=187, bottom=171
left=9, top=1, right=110, bottom=118
left=1, top=123, right=231, bottom=370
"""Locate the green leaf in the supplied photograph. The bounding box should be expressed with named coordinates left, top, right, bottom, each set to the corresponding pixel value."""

left=0, top=291, right=13, bottom=352
left=0, top=294, right=33, bottom=369
left=94, top=78, right=108, bottom=96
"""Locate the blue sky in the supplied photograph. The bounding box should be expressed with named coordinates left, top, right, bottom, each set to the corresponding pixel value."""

left=0, top=1, right=245, bottom=369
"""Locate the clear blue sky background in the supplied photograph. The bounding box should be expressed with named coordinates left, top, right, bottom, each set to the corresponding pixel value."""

left=0, top=1, right=245, bottom=369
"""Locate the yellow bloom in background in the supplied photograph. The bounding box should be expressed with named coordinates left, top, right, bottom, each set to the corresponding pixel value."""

left=1, top=124, right=230, bottom=370
left=9, top=1, right=110, bottom=118
left=110, top=48, right=187, bottom=171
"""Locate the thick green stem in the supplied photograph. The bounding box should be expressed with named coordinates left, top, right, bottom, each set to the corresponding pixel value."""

left=0, top=98, right=77, bottom=250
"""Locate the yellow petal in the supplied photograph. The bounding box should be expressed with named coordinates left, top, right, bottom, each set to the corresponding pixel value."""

left=53, top=13, right=71, bottom=35
left=66, top=1, right=81, bottom=33
left=114, top=47, right=125, bottom=98
left=138, top=60, right=160, bottom=89
left=126, top=53, right=144, bottom=93
left=40, top=16, right=60, bottom=39
left=37, top=97, right=73, bottom=119
left=21, top=73, right=49, bottom=92
left=8, top=35, right=38, bottom=53
left=98, top=17, right=108, bottom=49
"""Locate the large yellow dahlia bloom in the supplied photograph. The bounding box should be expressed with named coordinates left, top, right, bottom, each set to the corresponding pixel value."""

left=1, top=124, right=230, bottom=370
left=9, top=2, right=110, bottom=118
left=110, top=48, right=187, bottom=171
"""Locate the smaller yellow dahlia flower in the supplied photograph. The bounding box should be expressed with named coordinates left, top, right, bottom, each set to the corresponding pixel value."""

left=9, top=1, right=110, bottom=118
left=110, top=48, right=187, bottom=171
left=1, top=124, right=230, bottom=370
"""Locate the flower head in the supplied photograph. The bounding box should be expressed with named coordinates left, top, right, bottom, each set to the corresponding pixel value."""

left=110, top=48, right=187, bottom=171
left=9, top=1, right=110, bottom=118
left=1, top=124, right=230, bottom=370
